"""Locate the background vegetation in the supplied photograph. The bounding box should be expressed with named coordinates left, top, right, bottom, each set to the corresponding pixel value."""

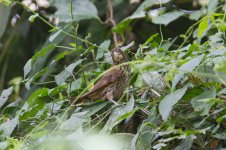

left=0, top=0, right=226, bottom=149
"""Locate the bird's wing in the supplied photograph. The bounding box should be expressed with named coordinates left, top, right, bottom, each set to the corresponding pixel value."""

left=84, top=67, right=123, bottom=95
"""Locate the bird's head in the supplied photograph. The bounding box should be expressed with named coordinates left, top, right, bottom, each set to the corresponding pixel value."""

left=111, top=48, right=128, bottom=65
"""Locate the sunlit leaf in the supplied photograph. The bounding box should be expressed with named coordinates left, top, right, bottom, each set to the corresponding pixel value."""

left=0, top=116, right=19, bottom=137
left=0, top=86, right=13, bottom=109
left=172, top=54, right=204, bottom=91
left=198, top=17, right=208, bottom=38
left=50, top=49, right=77, bottom=64
left=152, top=11, right=185, bottom=26
left=55, top=60, right=82, bottom=85
left=96, top=40, right=110, bottom=59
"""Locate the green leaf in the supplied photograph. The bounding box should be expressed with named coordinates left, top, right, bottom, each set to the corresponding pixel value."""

left=191, top=87, right=216, bottom=116
left=49, top=24, right=71, bottom=42
left=25, top=67, right=48, bottom=89
left=172, top=54, right=204, bottom=91
left=0, top=141, right=8, bottom=150
left=20, top=88, right=48, bottom=120
left=198, top=17, right=208, bottom=38
left=213, top=132, right=226, bottom=140
left=82, top=102, right=108, bottom=117
left=96, top=40, right=110, bottom=59
left=113, top=0, right=157, bottom=34
left=0, top=4, right=11, bottom=39
left=0, top=86, right=13, bottom=109
left=152, top=11, right=185, bottom=26
left=60, top=111, right=89, bottom=131
left=102, top=95, right=135, bottom=132
left=32, top=44, right=55, bottom=61
left=54, top=0, right=99, bottom=22
left=214, top=57, right=226, bottom=74
left=0, top=116, right=19, bottom=137
left=23, top=45, right=54, bottom=78
left=0, top=0, right=12, bottom=6
left=143, top=33, right=158, bottom=47
left=55, top=60, right=82, bottom=85
left=50, top=49, right=77, bottom=64
left=23, top=59, right=32, bottom=78
left=159, top=86, right=188, bottom=121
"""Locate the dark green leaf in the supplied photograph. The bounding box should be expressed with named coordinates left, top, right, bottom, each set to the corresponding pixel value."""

left=54, top=0, right=99, bottom=22
left=172, top=54, right=204, bottom=90
left=191, top=87, right=216, bottom=116
left=20, top=88, right=48, bottom=120
left=102, top=95, right=135, bottom=131
left=159, top=86, right=188, bottom=121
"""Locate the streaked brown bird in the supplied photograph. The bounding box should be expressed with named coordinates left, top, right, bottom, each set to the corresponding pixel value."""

left=72, top=47, right=130, bottom=105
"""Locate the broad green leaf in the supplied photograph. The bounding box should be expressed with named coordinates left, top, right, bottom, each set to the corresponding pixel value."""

left=189, top=10, right=203, bottom=20
left=32, top=44, right=55, bottom=61
left=50, top=49, right=77, bottom=64
left=54, top=0, right=99, bottom=22
left=191, top=87, right=216, bottom=116
left=23, top=45, right=54, bottom=78
left=198, top=17, right=208, bottom=38
left=113, top=0, right=157, bottom=34
left=96, top=40, right=110, bottom=59
left=49, top=85, right=67, bottom=96
left=49, top=24, right=71, bottom=42
left=0, top=116, right=19, bottom=137
left=55, top=60, right=82, bottom=85
left=159, top=86, right=188, bottom=121
left=83, top=102, right=108, bottom=117
left=0, top=86, right=13, bottom=109
left=172, top=54, right=204, bottom=91
left=143, top=33, right=158, bottom=47
left=0, top=141, right=8, bottom=150
left=60, top=111, right=89, bottom=131
left=207, top=0, right=218, bottom=13
left=152, top=11, right=185, bottom=26
left=213, top=132, right=226, bottom=140
left=0, top=3, right=10, bottom=39
left=30, top=130, right=48, bottom=139
left=102, top=95, right=135, bottom=132
left=23, top=59, right=32, bottom=78
left=173, top=136, right=194, bottom=150
left=25, top=67, right=48, bottom=89
left=20, top=88, right=48, bottom=120
left=214, top=57, right=226, bottom=74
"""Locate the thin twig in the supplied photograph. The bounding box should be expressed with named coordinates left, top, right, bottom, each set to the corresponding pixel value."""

left=105, top=0, right=119, bottom=47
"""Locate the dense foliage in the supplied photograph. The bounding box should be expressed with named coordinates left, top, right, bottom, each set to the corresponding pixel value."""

left=0, top=0, right=226, bottom=149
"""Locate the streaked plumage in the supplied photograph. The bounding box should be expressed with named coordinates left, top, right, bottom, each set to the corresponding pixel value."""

left=72, top=47, right=130, bottom=105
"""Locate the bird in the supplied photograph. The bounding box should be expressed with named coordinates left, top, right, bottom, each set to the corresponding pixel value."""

left=72, top=47, right=130, bottom=105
